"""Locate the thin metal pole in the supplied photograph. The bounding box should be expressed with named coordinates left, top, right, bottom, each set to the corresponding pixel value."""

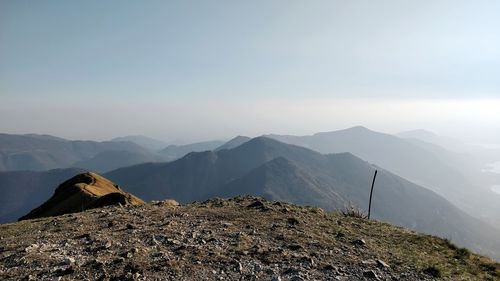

left=368, top=170, right=378, bottom=220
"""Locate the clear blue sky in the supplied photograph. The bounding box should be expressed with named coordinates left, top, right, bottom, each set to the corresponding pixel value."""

left=1, top=1, right=500, bottom=141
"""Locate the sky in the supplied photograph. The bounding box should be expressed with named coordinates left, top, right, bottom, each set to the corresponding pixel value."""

left=1, top=1, right=500, bottom=143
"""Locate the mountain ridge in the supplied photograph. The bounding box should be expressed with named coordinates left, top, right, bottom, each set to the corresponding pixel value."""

left=104, top=137, right=500, bottom=259
left=159, top=140, right=224, bottom=161
left=0, top=133, right=155, bottom=172
left=1, top=197, right=498, bottom=280
left=265, top=127, right=500, bottom=229
left=111, top=135, right=168, bottom=151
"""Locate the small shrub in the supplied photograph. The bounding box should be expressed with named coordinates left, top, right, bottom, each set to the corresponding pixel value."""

left=307, top=206, right=324, bottom=214
left=480, top=263, right=497, bottom=272
left=423, top=266, right=442, bottom=278
left=341, top=205, right=367, bottom=219
left=454, top=247, right=471, bottom=260
left=444, top=238, right=458, bottom=250
left=287, top=217, right=300, bottom=225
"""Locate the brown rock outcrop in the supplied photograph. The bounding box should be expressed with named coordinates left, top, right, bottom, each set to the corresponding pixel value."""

left=19, top=172, right=144, bottom=220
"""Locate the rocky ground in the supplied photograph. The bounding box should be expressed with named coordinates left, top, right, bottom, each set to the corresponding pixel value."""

left=0, top=196, right=498, bottom=280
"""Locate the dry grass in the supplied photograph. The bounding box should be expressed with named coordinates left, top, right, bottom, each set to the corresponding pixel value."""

left=341, top=204, right=367, bottom=219
left=0, top=197, right=498, bottom=280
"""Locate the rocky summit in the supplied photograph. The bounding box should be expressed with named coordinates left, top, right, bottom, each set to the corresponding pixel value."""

left=0, top=197, right=498, bottom=281
left=18, top=172, right=144, bottom=221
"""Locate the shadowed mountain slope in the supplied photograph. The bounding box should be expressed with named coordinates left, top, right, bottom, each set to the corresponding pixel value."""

left=111, top=135, right=168, bottom=151
left=215, top=136, right=251, bottom=151
left=159, top=140, right=224, bottom=161
left=266, top=127, right=468, bottom=190
left=0, top=133, right=157, bottom=172
left=72, top=150, right=157, bottom=173
left=105, top=137, right=500, bottom=259
left=266, top=127, right=500, bottom=228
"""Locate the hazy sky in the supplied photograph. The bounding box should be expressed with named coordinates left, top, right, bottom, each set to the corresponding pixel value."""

left=1, top=1, right=499, bottom=142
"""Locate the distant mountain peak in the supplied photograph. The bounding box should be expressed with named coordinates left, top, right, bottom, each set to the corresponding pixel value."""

left=244, top=136, right=278, bottom=145
left=233, top=135, right=251, bottom=140
left=22, top=133, right=68, bottom=141
left=111, top=135, right=168, bottom=150
left=159, top=140, right=224, bottom=161
left=19, top=172, right=144, bottom=221
left=215, top=136, right=251, bottom=151
left=346, top=125, right=371, bottom=131
left=313, top=126, right=374, bottom=137
left=235, top=136, right=306, bottom=152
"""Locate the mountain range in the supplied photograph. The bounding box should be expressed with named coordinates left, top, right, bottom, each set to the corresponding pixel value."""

left=1, top=128, right=500, bottom=260
left=104, top=137, right=500, bottom=259
left=110, top=135, right=169, bottom=151
left=266, top=127, right=500, bottom=228
left=0, top=133, right=158, bottom=172
left=215, top=136, right=251, bottom=151
left=0, top=134, right=224, bottom=173
left=397, top=129, right=500, bottom=164
left=159, top=140, right=225, bottom=161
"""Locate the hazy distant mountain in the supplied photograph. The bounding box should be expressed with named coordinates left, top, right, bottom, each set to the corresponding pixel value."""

left=72, top=150, right=160, bottom=173
left=0, top=133, right=157, bottom=172
left=266, top=126, right=469, bottom=192
left=105, top=137, right=500, bottom=259
left=398, top=129, right=500, bottom=167
left=0, top=168, right=83, bottom=223
left=159, top=140, right=224, bottom=161
left=22, top=134, right=68, bottom=142
left=395, top=134, right=491, bottom=184
left=266, top=126, right=500, bottom=227
left=111, top=135, right=168, bottom=151
left=397, top=129, right=466, bottom=152
left=215, top=136, right=251, bottom=151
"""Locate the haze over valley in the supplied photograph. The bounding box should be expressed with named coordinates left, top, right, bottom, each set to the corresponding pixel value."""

left=1, top=127, right=500, bottom=260
left=1, top=1, right=500, bottom=279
